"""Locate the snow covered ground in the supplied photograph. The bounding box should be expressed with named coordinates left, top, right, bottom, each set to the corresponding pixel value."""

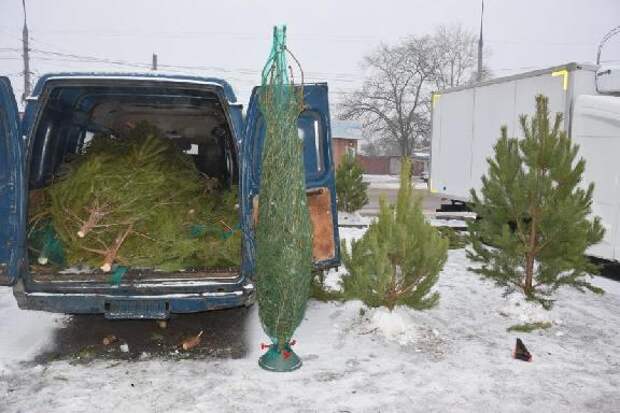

left=1, top=227, right=620, bottom=412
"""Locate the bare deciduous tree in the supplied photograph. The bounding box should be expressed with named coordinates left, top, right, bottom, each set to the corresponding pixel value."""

left=339, top=38, right=437, bottom=157
left=432, top=23, right=479, bottom=89
left=341, top=25, right=491, bottom=158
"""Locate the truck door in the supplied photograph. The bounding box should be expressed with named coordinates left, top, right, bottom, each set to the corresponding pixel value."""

left=0, top=77, right=25, bottom=286
left=243, top=83, right=340, bottom=274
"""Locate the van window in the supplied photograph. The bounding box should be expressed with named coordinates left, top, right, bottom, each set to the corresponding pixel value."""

left=253, top=110, right=326, bottom=180
left=298, top=111, right=324, bottom=175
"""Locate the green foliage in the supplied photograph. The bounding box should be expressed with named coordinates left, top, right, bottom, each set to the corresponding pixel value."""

left=31, top=121, right=240, bottom=271
left=506, top=321, right=552, bottom=333
left=27, top=219, right=65, bottom=266
left=255, top=26, right=314, bottom=350
left=310, top=275, right=344, bottom=302
left=341, top=158, right=448, bottom=311
left=436, top=226, right=467, bottom=249
left=467, top=95, right=605, bottom=307
left=336, top=151, right=369, bottom=212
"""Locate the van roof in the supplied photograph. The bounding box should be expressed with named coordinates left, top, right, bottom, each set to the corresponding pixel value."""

left=30, top=72, right=239, bottom=103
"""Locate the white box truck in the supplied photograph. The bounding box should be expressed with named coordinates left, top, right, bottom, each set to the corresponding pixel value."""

left=430, top=62, right=620, bottom=261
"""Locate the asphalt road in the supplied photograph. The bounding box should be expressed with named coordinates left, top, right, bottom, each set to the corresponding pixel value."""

left=35, top=307, right=252, bottom=364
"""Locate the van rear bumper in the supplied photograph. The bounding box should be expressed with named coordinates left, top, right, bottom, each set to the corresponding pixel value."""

left=12, top=279, right=255, bottom=319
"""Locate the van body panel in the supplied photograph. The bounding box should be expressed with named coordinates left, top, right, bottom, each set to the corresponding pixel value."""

left=0, top=77, right=25, bottom=286
left=242, top=83, right=340, bottom=275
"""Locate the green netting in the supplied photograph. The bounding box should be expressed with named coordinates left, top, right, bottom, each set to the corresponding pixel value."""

left=28, top=219, right=65, bottom=266
left=255, top=25, right=313, bottom=356
left=29, top=121, right=240, bottom=272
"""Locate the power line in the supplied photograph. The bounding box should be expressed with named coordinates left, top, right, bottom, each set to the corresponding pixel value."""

left=27, top=47, right=363, bottom=82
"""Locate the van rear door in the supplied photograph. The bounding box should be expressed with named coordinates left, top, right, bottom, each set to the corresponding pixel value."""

left=243, top=83, right=340, bottom=272
left=0, top=77, right=25, bottom=286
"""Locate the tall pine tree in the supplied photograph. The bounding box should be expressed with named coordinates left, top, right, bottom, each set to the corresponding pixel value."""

left=467, top=95, right=604, bottom=308
left=336, top=151, right=369, bottom=212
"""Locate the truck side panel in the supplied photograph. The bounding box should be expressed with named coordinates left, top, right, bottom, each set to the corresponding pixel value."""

left=432, top=69, right=570, bottom=200
left=431, top=88, right=474, bottom=199
left=573, top=95, right=620, bottom=261
left=470, top=81, right=518, bottom=192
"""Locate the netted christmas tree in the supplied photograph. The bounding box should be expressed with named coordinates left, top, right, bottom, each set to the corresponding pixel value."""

left=255, top=26, right=313, bottom=372
left=28, top=121, right=240, bottom=274
left=467, top=95, right=604, bottom=308
left=341, top=158, right=448, bottom=311
left=336, top=151, right=369, bottom=212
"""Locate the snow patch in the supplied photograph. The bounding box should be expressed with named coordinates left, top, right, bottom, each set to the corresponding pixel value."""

left=362, top=174, right=400, bottom=184
left=498, top=294, right=556, bottom=324
left=428, top=217, right=471, bottom=228
left=0, top=287, right=67, bottom=374
left=337, top=211, right=371, bottom=227
left=362, top=174, right=428, bottom=190
left=322, top=226, right=367, bottom=291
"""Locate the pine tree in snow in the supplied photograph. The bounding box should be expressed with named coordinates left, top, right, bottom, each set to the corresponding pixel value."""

left=467, top=95, right=605, bottom=308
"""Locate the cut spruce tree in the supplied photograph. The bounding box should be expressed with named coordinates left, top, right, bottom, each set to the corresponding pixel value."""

left=29, top=121, right=240, bottom=273
left=255, top=26, right=313, bottom=372
left=467, top=95, right=604, bottom=308
left=336, top=151, right=369, bottom=212
left=341, top=158, right=448, bottom=311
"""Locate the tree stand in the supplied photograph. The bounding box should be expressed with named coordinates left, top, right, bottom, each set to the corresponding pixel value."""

left=259, top=341, right=301, bottom=372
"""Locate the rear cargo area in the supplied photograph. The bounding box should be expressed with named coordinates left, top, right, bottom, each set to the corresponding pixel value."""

left=26, top=80, right=241, bottom=283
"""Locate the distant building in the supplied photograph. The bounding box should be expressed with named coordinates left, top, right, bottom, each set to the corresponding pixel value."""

left=358, top=152, right=429, bottom=177
left=331, top=120, right=362, bottom=169
left=330, top=119, right=429, bottom=177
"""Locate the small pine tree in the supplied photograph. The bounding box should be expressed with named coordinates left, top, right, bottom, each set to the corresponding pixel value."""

left=341, top=158, right=448, bottom=311
left=336, top=151, right=369, bottom=212
left=467, top=95, right=605, bottom=308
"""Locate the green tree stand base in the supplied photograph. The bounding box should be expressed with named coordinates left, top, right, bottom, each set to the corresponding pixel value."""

left=258, top=344, right=302, bottom=372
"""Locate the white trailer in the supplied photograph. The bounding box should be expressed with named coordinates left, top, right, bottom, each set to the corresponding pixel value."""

left=430, top=62, right=620, bottom=261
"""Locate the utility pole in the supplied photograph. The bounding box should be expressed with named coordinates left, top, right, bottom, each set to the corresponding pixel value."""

left=151, top=53, right=158, bottom=71
left=477, top=0, right=484, bottom=82
left=22, top=0, right=32, bottom=102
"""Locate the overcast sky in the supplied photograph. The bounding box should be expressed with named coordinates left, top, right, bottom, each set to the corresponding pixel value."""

left=1, top=0, right=619, bottom=106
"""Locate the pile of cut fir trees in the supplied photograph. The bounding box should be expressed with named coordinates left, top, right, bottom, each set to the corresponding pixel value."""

left=28, top=121, right=240, bottom=274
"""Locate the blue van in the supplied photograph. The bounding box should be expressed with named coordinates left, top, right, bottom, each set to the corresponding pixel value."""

left=0, top=73, right=340, bottom=319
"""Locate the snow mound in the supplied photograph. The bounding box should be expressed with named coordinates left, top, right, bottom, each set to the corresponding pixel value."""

left=348, top=306, right=447, bottom=358
left=365, top=307, right=416, bottom=345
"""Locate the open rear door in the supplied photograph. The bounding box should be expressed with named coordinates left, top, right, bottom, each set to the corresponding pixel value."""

left=243, top=83, right=340, bottom=273
left=0, top=77, right=25, bottom=285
